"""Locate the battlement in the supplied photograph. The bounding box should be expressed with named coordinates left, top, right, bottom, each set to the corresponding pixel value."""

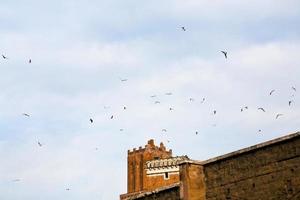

left=127, top=139, right=172, bottom=155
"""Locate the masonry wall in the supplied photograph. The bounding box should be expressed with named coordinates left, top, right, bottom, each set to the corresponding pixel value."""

left=144, top=173, right=180, bottom=192
left=135, top=186, right=180, bottom=200
left=203, top=135, right=300, bottom=200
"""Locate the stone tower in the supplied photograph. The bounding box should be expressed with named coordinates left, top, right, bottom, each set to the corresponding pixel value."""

left=127, top=139, right=172, bottom=193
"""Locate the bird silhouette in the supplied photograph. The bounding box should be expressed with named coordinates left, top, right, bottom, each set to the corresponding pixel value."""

left=2, top=54, right=8, bottom=59
left=38, top=141, right=42, bottom=147
left=119, top=77, right=128, bottom=82
left=201, top=98, right=205, bottom=103
left=110, top=115, right=114, bottom=119
left=123, top=106, right=127, bottom=110
left=289, top=100, right=293, bottom=106
left=169, top=107, right=174, bottom=111
left=221, top=51, right=227, bottom=59
left=150, top=95, right=157, bottom=98
left=189, top=98, right=194, bottom=102
left=195, top=131, right=198, bottom=135
left=22, top=113, right=30, bottom=117
left=276, top=114, right=283, bottom=119
left=66, top=188, right=70, bottom=191
left=258, top=107, right=266, bottom=112
left=162, top=129, right=167, bottom=132
left=269, top=90, right=275, bottom=95
left=292, top=86, right=297, bottom=92
left=29, top=59, right=31, bottom=63
left=90, top=118, right=93, bottom=123
left=181, top=27, right=186, bottom=31
left=258, top=129, right=262, bottom=133
left=213, top=110, right=217, bottom=115
left=241, top=108, right=243, bottom=112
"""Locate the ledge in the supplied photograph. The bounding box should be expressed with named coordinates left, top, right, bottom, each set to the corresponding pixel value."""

left=179, top=131, right=300, bottom=166
left=120, top=183, right=181, bottom=200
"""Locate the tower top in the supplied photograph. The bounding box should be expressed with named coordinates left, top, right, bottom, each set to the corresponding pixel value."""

left=127, top=139, right=172, bottom=155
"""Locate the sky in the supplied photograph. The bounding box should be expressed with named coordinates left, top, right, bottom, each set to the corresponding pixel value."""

left=0, top=0, right=300, bottom=199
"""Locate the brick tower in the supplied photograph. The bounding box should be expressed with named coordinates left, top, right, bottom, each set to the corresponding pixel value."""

left=127, top=139, right=172, bottom=193
left=121, top=139, right=189, bottom=199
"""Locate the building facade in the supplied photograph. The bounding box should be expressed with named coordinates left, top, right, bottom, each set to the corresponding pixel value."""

left=120, top=132, right=300, bottom=200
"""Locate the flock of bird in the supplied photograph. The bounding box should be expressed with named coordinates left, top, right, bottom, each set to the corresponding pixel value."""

left=1, top=26, right=298, bottom=192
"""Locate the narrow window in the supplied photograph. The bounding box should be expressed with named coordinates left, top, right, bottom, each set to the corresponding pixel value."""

left=164, top=172, right=169, bottom=179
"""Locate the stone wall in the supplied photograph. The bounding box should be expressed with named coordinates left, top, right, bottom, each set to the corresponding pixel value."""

left=138, top=186, right=180, bottom=200
left=203, top=133, right=300, bottom=200
left=121, top=184, right=181, bottom=200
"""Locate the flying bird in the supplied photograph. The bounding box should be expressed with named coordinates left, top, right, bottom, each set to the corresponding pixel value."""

left=269, top=90, right=275, bottom=95
left=169, top=107, right=174, bottom=111
left=213, top=110, right=217, bottom=115
left=66, top=188, right=70, bottom=191
left=150, top=95, right=157, bottom=98
left=119, top=77, right=128, bottom=82
left=22, top=113, right=30, bottom=117
left=241, top=106, right=248, bottom=112
left=289, top=100, right=293, bottom=106
left=221, top=51, right=227, bottom=59
left=110, top=115, right=114, bottom=119
left=29, top=59, right=31, bottom=63
left=123, top=106, right=127, bottom=110
left=162, top=129, right=167, bottom=132
left=258, top=107, right=266, bottom=112
left=2, top=54, right=8, bottom=59
left=275, top=114, right=283, bottom=119
left=90, top=118, right=93, bottom=123
left=258, top=129, right=262, bottom=133
left=292, top=86, right=296, bottom=92
left=181, top=27, right=186, bottom=31
left=189, top=98, right=194, bottom=102
left=38, top=141, right=42, bottom=147
left=195, top=131, right=198, bottom=135
left=201, top=98, right=205, bottom=103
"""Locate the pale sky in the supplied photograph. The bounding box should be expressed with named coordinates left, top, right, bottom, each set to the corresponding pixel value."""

left=0, top=0, right=300, bottom=199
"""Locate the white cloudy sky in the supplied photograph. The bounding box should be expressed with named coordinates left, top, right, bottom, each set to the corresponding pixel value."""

left=0, top=0, right=300, bottom=199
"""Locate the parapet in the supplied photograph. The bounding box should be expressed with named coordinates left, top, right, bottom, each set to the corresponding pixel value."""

left=127, top=139, right=172, bottom=155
